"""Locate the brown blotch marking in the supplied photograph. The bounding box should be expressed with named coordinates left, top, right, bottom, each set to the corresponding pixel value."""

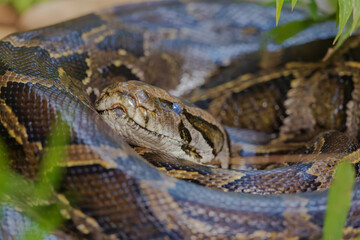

left=0, top=99, right=42, bottom=178
left=101, top=63, right=140, bottom=83
left=178, top=120, right=192, bottom=143
left=57, top=51, right=90, bottom=82
left=343, top=226, right=360, bottom=239
left=311, top=71, right=354, bottom=131
left=183, top=110, right=224, bottom=156
left=181, top=144, right=202, bottom=161
left=194, top=70, right=295, bottom=102
left=140, top=52, right=183, bottom=92
left=209, top=71, right=294, bottom=133
left=58, top=68, right=92, bottom=109
left=344, top=71, right=360, bottom=139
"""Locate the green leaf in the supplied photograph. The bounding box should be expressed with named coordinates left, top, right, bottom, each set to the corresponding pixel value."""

left=257, top=0, right=277, bottom=7
left=20, top=221, right=47, bottom=240
left=306, top=0, right=318, bottom=20
left=334, top=0, right=353, bottom=43
left=323, top=161, right=355, bottom=240
left=0, top=0, right=50, bottom=13
left=12, top=0, right=34, bottom=13
left=268, top=15, right=332, bottom=44
left=327, top=0, right=339, bottom=11
left=258, top=0, right=291, bottom=7
left=268, top=18, right=315, bottom=43
left=324, top=14, right=355, bottom=61
left=0, top=138, right=17, bottom=198
left=291, top=0, right=298, bottom=10
left=31, top=120, right=69, bottom=232
left=0, top=119, right=69, bottom=236
left=35, top=120, right=70, bottom=200
left=0, top=139, right=10, bottom=198
left=276, top=0, right=285, bottom=25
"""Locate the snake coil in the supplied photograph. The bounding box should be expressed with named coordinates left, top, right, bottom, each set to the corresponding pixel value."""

left=0, top=1, right=360, bottom=239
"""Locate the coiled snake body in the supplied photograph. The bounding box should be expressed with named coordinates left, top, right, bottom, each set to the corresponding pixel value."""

left=1, top=0, right=360, bottom=239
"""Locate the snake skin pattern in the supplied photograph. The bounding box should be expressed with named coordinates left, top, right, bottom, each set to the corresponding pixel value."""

left=1, top=0, right=360, bottom=239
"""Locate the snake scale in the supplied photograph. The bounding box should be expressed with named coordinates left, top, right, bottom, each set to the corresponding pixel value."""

left=1, top=0, right=360, bottom=239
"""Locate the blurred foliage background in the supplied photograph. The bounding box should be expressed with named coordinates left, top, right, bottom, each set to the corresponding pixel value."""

left=0, top=0, right=150, bottom=37
left=0, top=0, right=48, bottom=13
left=272, top=0, right=359, bottom=55
left=0, top=0, right=357, bottom=49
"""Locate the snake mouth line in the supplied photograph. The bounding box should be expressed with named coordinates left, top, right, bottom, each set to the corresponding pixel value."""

left=98, top=105, right=203, bottom=160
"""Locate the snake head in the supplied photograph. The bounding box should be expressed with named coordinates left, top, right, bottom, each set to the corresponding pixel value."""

left=95, top=80, right=229, bottom=168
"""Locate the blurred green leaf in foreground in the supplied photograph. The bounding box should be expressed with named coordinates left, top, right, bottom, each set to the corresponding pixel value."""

left=0, top=120, right=69, bottom=239
left=323, top=161, right=356, bottom=240
left=272, top=0, right=360, bottom=54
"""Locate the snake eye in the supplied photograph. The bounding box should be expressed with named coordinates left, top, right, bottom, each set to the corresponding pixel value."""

left=172, top=102, right=182, bottom=114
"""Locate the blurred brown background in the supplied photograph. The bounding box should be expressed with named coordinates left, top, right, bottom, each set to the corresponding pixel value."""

left=0, top=0, right=335, bottom=39
left=0, top=0, right=155, bottom=38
